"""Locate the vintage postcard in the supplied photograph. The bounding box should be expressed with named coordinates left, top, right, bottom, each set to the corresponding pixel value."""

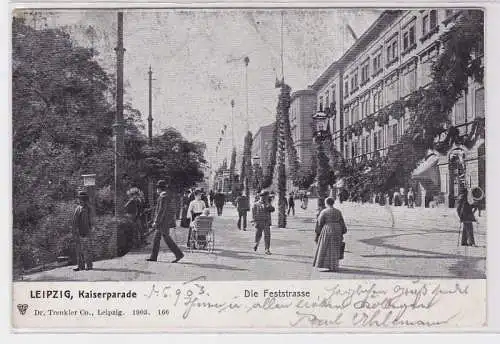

left=11, top=5, right=487, bottom=331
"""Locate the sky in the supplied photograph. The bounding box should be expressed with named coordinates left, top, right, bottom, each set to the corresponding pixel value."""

left=20, top=8, right=381, bottom=167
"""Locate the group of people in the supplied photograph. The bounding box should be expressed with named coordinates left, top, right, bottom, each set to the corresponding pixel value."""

left=70, top=178, right=478, bottom=274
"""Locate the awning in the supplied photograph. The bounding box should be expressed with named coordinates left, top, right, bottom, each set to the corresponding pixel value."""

left=411, top=154, right=440, bottom=185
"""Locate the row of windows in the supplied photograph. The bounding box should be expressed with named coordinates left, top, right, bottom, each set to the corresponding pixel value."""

left=317, top=10, right=467, bottom=119
left=341, top=10, right=440, bottom=100
left=343, top=118, right=407, bottom=159
left=341, top=87, right=484, bottom=159
left=341, top=56, right=438, bottom=127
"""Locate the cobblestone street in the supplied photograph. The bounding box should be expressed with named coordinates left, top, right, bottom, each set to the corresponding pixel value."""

left=22, top=200, right=486, bottom=282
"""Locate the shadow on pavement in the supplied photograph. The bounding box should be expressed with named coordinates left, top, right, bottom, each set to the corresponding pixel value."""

left=90, top=267, right=155, bottom=275
left=448, top=257, right=486, bottom=278
left=333, top=266, right=446, bottom=279
left=180, top=261, right=248, bottom=271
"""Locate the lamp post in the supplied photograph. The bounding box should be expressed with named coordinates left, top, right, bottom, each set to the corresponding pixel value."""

left=252, top=155, right=262, bottom=195
left=312, top=109, right=335, bottom=202
left=82, top=174, right=97, bottom=220
left=244, top=57, right=250, bottom=133
left=231, top=99, right=235, bottom=149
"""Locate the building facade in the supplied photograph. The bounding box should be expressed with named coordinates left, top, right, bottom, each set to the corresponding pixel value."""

left=287, top=89, right=317, bottom=191
left=252, top=122, right=275, bottom=172
left=311, top=9, right=484, bottom=208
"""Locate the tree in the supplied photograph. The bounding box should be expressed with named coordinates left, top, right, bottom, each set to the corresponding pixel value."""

left=12, top=17, right=121, bottom=269
left=141, top=128, right=206, bottom=192
left=239, top=131, right=253, bottom=196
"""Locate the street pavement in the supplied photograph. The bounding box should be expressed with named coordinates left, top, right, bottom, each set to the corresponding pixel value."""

left=21, top=200, right=486, bottom=281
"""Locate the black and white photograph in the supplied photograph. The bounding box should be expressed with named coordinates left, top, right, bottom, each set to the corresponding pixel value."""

left=12, top=7, right=485, bottom=285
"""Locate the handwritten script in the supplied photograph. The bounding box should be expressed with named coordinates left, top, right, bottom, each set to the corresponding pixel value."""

left=143, top=278, right=474, bottom=328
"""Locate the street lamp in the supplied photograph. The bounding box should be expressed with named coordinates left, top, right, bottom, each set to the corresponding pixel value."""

left=244, top=56, right=250, bottom=133
left=312, top=107, right=335, bottom=201
left=231, top=99, right=235, bottom=149
left=82, top=174, right=96, bottom=187
left=312, top=111, right=333, bottom=142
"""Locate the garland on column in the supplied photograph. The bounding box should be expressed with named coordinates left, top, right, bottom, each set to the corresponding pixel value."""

left=239, top=131, right=253, bottom=194
left=229, top=147, right=237, bottom=196
left=276, top=84, right=290, bottom=228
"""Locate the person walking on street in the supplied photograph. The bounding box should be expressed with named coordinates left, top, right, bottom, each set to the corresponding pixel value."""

left=200, top=188, right=209, bottom=208
left=316, top=198, right=326, bottom=219
left=124, top=187, right=146, bottom=248
left=301, top=192, right=309, bottom=210
left=407, top=188, right=415, bottom=208
left=186, top=189, right=206, bottom=247
left=147, top=180, right=184, bottom=263
left=72, top=191, right=93, bottom=271
left=209, top=190, right=215, bottom=207
left=457, top=189, right=477, bottom=246
left=313, top=197, right=348, bottom=272
left=287, top=192, right=295, bottom=216
left=214, top=189, right=225, bottom=216
left=252, top=191, right=275, bottom=255
left=235, top=191, right=250, bottom=231
left=180, top=190, right=191, bottom=228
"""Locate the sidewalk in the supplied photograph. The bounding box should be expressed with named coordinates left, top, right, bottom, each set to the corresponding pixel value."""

left=19, top=201, right=486, bottom=282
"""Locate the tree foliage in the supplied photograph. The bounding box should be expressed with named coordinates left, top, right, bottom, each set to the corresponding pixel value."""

left=12, top=18, right=206, bottom=270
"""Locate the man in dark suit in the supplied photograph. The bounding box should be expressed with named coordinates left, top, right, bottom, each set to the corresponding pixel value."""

left=147, top=180, right=184, bottom=263
left=214, top=189, right=226, bottom=216
left=235, top=191, right=250, bottom=231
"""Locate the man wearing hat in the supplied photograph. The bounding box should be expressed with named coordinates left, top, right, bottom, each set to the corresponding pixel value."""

left=147, top=180, right=184, bottom=263
left=72, top=190, right=93, bottom=271
left=457, top=188, right=477, bottom=246
left=251, top=191, right=275, bottom=255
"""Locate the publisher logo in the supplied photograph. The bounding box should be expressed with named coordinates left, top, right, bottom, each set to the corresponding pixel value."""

left=17, top=304, right=28, bottom=315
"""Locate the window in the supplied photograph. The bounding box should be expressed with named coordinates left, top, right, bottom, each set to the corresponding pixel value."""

left=350, top=71, right=358, bottom=93
left=386, top=38, right=398, bottom=64
left=331, top=87, right=336, bottom=107
left=475, top=88, right=485, bottom=118
left=361, top=94, right=370, bottom=119
left=401, top=61, right=417, bottom=96
left=344, top=107, right=350, bottom=127
left=352, top=141, right=359, bottom=157
left=391, top=123, right=399, bottom=145
left=455, top=95, right=466, bottom=125
left=374, top=130, right=381, bottom=150
left=361, top=137, right=366, bottom=155
left=430, top=10, right=437, bottom=29
left=351, top=103, right=359, bottom=124
left=361, top=60, right=370, bottom=84
left=373, top=85, right=383, bottom=112
left=385, top=74, right=399, bottom=105
left=420, top=45, right=439, bottom=86
left=319, top=96, right=323, bottom=112
left=422, top=14, right=429, bottom=35
left=422, top=10, right=438, bottom=37
left=402, top=24, right=416, bottom=52
left=325, top=92, right=329, bottom=111
left=344, top=80, right=349, bottom=98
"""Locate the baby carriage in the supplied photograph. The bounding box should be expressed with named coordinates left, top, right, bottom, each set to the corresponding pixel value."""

left=188, top=215, right=215, bottom=253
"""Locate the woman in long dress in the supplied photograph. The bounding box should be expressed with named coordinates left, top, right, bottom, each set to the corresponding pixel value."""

left=313, top=197, right=347, bottom=271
